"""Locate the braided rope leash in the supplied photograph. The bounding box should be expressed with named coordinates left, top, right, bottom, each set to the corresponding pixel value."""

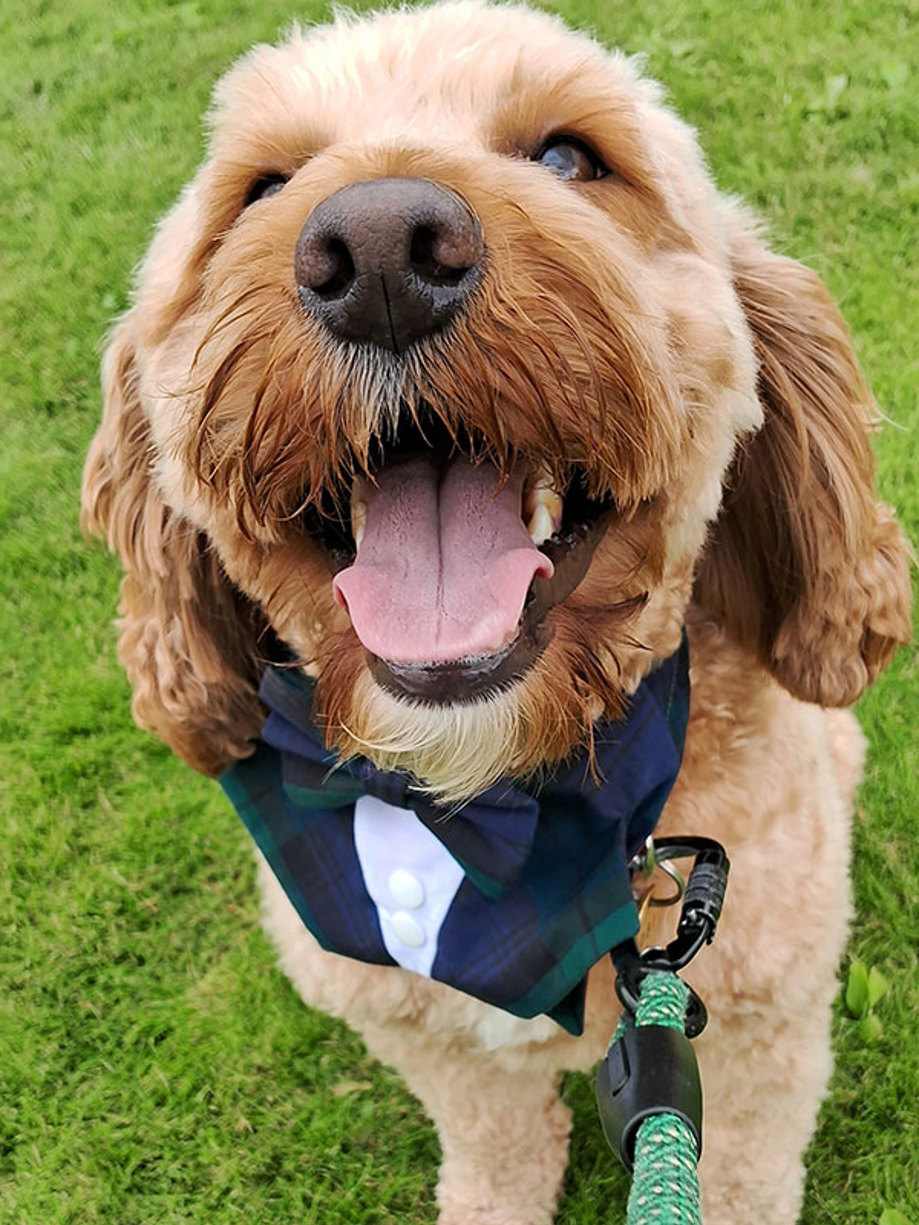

left=626, top=972, right=701, bottom=1225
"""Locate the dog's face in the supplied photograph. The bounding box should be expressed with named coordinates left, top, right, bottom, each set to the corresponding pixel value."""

left=83, top=1, right=910, bottom=800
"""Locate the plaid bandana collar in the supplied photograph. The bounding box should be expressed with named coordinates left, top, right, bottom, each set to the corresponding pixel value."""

left=221, top=636, right=689, bottom=1034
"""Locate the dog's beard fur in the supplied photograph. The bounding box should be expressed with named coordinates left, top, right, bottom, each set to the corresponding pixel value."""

left=81, top=0, right=910, bottom=798
left=339, top=676, right=534, bottom=804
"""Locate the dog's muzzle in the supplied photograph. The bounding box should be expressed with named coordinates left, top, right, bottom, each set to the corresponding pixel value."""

left=295, top=177, right=484, bottom=352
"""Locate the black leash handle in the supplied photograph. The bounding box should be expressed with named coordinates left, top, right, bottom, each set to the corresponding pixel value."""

left=596, top=1012, right=703, bottom=1172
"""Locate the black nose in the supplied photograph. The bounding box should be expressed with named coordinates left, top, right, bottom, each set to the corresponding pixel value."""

left=294, top=177, right=484, bottom=352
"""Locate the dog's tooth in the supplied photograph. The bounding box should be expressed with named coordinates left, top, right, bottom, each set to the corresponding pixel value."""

left=523, top=482, right=563, bottom=545
left=523, top=467, right=563, bottom=529
left=351, top=497, right=367, bottom=549
left=527, top=503, right=558, bottom=546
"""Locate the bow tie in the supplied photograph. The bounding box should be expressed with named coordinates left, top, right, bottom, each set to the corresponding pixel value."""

left=255, top=638, right=689, bottom=897
left=258, top=666, right=539, bottom=894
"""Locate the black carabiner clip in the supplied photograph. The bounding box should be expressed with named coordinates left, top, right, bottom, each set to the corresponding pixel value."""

left=611, top=836, right=730, bottom=1038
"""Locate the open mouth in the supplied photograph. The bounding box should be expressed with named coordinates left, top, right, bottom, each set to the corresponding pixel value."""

left=302, top=409, right=615, bottom=702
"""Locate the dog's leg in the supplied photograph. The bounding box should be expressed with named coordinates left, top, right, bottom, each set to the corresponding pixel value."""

left=668, top=707, right=862, bottom=1225
left=260, top=858, right=574, bottom=1224
left=361, top=1020, right=572, bottom=1225
left=693, top=994, right=840, bottom=1224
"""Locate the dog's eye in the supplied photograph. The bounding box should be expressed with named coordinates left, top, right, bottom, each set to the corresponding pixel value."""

left=245, top=173, right=289, bottom=206
left=535, top=138, right=605, bottom=182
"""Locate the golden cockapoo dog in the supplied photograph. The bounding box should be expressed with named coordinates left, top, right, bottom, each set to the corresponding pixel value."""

left=82, top=3, right=910, bottom=1222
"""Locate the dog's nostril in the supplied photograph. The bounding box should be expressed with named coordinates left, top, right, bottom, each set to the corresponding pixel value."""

left=298, top=236, right=356, bottom=300
left=410, top=225, right=478, bottom=287
left=312, top=238, right=356, bottom=299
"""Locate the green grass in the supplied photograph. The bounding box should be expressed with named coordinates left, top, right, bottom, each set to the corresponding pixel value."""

left=1, top=0, right=916, bottom=1222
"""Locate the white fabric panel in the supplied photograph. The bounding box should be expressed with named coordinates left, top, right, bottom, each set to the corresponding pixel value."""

left=353, top=794, right=465, bottom=977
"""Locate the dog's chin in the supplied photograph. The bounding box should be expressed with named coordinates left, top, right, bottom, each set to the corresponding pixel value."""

left=339, top=667, right=536, bottom=805
left=330, top=603, right=630, bottom=805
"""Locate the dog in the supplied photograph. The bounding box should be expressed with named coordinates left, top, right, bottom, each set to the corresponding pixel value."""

left=81, top=3, right=911, bottom=1221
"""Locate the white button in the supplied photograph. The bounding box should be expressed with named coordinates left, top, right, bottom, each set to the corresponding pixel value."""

left=388, top=868, right=425, bottom=909
left=390, top=911, right=426, bottom=948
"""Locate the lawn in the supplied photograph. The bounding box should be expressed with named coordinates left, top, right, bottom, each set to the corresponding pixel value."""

left=0, top=0, right=916, bottom=1222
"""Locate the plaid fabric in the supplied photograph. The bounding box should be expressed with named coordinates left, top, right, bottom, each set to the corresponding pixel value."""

left=220, top=636, right=689, bottom=1035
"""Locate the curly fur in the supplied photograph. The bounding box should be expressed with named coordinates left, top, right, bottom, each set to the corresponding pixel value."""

left=82, top=4, right=910, bottom=1222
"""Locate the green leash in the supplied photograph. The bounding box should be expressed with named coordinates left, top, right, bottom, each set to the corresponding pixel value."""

left=596, top=838, right=730, bottom=1225
left=625, top=972, right=701, bottom=1225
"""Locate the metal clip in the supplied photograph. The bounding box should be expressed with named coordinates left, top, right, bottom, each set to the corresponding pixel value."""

left=613, top=836, right=730, bottom=1038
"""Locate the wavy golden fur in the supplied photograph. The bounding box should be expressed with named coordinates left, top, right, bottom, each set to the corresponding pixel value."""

left=82, top=3, right=910, bottom=1222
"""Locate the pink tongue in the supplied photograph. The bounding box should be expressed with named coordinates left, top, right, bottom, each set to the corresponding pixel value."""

left=333, top=456, right=554, bottom=664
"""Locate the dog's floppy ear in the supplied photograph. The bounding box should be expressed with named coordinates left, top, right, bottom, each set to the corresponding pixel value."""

left=694, top=229, right=911, bottom=705
left=82, top=317, right=266, bottom=774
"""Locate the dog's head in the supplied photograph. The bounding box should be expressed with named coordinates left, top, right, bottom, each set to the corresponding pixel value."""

left=83, top=0, right=910, bottom=800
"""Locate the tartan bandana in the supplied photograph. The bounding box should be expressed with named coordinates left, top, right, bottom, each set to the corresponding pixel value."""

left=220, top=636, right=689, bottom=1035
